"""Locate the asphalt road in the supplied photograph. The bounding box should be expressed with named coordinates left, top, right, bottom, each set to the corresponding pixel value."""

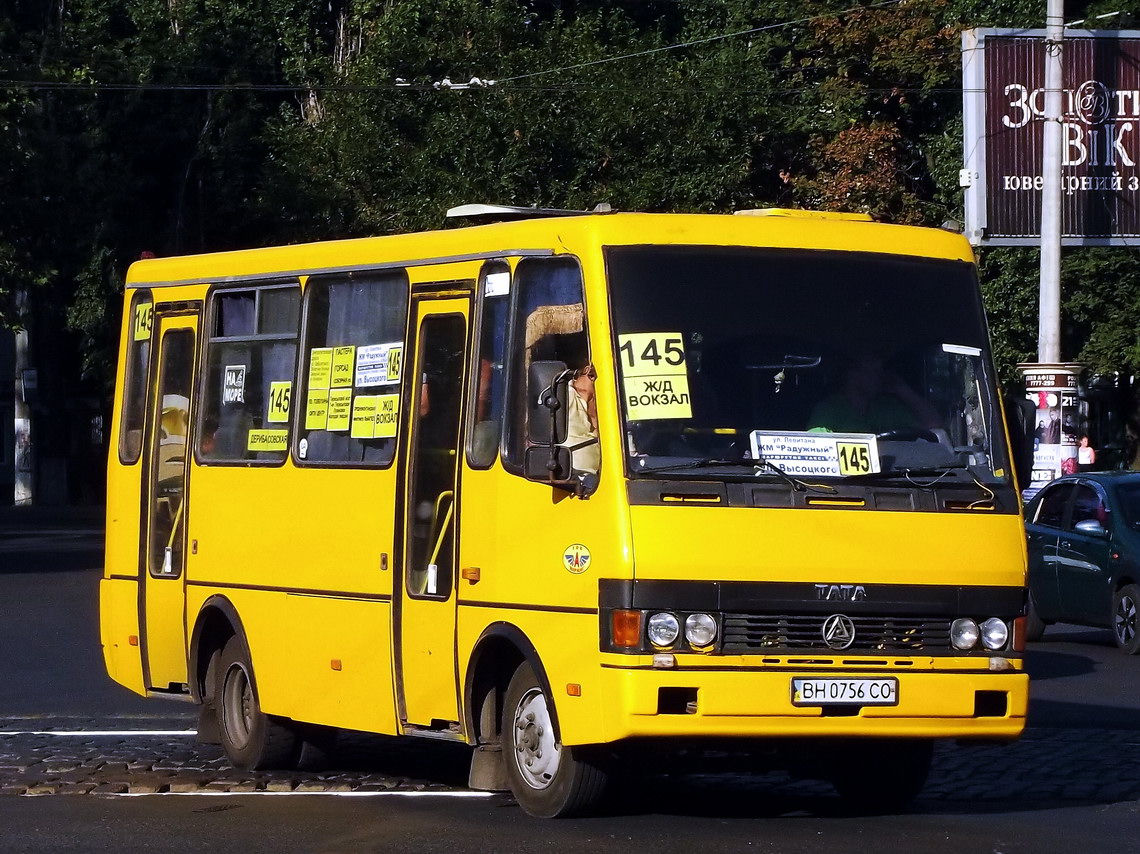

left=1, top=507, right=1138, bottom=852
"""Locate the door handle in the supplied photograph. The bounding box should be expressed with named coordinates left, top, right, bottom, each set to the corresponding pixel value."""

left=1060, top=540, right=1071, bottom=549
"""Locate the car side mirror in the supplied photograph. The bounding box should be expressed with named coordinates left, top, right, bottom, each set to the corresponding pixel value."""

left=524, top=444, right=573, bottom=482
left=527, top=360, right=569, bottom=447
left=1074, top=518, right=1108, bottom=538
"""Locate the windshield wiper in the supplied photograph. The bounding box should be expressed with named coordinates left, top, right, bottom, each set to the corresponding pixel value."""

left=843, top=463, right=974, bottom=484
left=635, top=457, right=837, bottom=494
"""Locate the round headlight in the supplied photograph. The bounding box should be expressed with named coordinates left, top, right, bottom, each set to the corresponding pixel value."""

left=647, top=612, right=680, bottom=647
left=685, top=613, right=718, bottom=647
left=951, top=618, right=980, bottom=650
left=980, top=617, right=1009, bottom=650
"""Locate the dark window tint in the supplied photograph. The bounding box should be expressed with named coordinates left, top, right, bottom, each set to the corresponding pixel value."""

left=469, top=262, right=511, bottom=468
left=199, top=284, right=300, bottom=463
left=118, top=292, right=153, bottom=464
left=1035, top=484, right=1073, bottom=528
left=504, top=257, right=591, bottom=471
left=297, top=270, right=409, bottom=466
left=1069, top=485, right=1107, bottom=528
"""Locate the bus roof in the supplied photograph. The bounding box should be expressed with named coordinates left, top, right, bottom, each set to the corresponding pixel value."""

left=124, top=211, right=975, bottom=289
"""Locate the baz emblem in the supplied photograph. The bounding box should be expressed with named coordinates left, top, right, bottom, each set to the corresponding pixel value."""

left=822, top=614, right=856, bottom=650
left=563, top=544, right=591, bottom=574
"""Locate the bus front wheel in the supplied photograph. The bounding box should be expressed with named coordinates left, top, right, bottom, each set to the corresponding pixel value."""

left=501, top=662, right=608, bottom=818
left=216, top=637, right=297, bottom=771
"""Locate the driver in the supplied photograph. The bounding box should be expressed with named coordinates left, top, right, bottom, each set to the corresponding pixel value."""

left=808, top=354, right=939, bottom=435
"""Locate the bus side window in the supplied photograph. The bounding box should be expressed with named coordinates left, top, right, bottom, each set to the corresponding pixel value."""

left=118, top=291, right=153, bottom=464
left=297, top=270, right=409, bottom=466
left=197, top=283, right=300, bottom=464
left=468, top=261, right=511, bottom=468
left=503, top=256, right=594, bottom=474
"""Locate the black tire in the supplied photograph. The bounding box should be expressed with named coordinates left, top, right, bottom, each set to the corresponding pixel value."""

left=829, top=739, right=933, bottom=813
left=1112, top=583, right=1140, bottom=655
left=1025, top=593, right=1046, bottom=642
left=216, top=637, right=298, bottom=770
left=501, top=662, right=608, bottom=818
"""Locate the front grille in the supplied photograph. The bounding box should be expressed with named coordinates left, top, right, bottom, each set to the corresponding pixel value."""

left=722, top=613, right=951, bottom=652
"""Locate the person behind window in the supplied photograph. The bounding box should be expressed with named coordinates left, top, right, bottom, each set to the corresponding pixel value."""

left=564, top=363, right=600, bottom=474
left=808, top=354, right=939, bottom=435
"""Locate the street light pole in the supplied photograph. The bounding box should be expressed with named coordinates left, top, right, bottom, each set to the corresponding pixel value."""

left=1038, top=0, right=1064, bottom=363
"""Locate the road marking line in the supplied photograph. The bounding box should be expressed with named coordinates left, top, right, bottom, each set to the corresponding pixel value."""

left=0, top=731, right=196, bottom=737
left=102, top=791, right=494, bottom=798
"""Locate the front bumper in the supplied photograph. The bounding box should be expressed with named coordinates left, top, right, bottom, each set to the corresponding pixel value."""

left=595, top=662, right=1028, bottom=742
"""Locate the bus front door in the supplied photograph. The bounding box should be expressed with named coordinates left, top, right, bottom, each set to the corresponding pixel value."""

left=140, top=310, right=199, bottom=692
left=397, top=296, right=470, bottom=729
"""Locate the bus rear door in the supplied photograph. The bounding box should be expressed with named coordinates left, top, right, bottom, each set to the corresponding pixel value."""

left=397, top=294, right=471, bottom=729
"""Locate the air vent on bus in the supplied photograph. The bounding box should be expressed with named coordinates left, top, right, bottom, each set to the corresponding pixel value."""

left=445, top=203, right=614, bottom=224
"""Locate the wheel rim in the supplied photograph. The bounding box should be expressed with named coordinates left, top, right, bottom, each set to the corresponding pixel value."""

left=510, top=686, right=562, bottom=790
left=221, top=662, right=255, bottom=750
left=1114, top=592, right=1137, bottom=646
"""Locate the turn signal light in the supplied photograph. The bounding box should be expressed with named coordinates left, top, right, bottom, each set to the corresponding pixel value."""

left=612, top=610, right=642, bottom=648
left=1011, top=617, right=1027, bottom=652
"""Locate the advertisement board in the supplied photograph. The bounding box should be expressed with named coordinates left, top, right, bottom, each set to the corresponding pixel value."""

left=963, top=28, right=1140, bottom=246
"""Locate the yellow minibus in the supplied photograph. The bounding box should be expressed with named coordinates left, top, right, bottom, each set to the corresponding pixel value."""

left=101, top=207, right=1030, bottom=816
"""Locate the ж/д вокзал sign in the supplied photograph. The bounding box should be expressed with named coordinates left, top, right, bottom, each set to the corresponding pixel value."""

left=963, top=28, right=1140, bottom=246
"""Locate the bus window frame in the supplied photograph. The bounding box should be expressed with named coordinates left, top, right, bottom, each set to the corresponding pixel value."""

left=291, top=267, right=411, bottom=471
left=118, top=288, right=154, bottom=466
left=500, top=254, right=591, bottom=478
left=193, top=279, right=302, bottom=469
left=465, top=259, right=513, bottom=472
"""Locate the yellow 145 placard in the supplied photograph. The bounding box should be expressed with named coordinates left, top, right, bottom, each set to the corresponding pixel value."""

left=617, top=332, right=692, bottom=421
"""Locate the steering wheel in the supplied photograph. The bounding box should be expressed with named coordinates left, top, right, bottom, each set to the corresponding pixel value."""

left=875, top=429, right=940, bottom=443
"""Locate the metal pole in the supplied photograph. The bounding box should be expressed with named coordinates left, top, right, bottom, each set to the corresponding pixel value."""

left=1038, top=0, right=1064, bottom=363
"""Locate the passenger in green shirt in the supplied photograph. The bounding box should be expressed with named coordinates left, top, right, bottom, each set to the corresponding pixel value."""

left=808, top=355, right=940, bottom=435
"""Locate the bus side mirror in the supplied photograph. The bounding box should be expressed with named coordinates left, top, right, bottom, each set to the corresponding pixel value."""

left=1003, top=390, right=1035, bottom=490
left=524, top=444, right=573, bottom=482
left=527, top=360, right=570, bottom=446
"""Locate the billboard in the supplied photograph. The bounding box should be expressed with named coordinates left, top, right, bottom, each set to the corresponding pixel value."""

left=962, top=28, right=1140, bottom=246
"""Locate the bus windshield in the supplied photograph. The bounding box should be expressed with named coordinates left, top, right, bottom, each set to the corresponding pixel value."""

left=607, top=245, right=1008, bottom=483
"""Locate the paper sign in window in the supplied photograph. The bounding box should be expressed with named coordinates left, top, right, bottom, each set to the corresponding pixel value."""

left=618, top=332, right=692, bottom=420
left=305, top=389, right=329, bottom=430
left=374, top=394, right=399, bottom=439
left=326, top=387, right=353, bottom=431
left=246, top=429, right=287, bottom=452
left=133, top=302, right=153, bottom=342
left=355, top=342, right=403, bottom=387
left=267, top=382, right=291, bottom=423
left=331, top=346, right=356, bottom=388
left=308, top=348, right=333, bottom=390
left=351, top=395, right=378, bottom=439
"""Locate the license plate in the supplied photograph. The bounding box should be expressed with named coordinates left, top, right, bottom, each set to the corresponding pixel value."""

left=791, top=678, right=898, bottom=706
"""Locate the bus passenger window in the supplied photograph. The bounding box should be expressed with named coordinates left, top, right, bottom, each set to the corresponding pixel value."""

left=118, top=291, right=153, bottom=464
left=198, top=283, right=300, bottom=464
left=298, top=270, right=409, bottom=466
left=503, top=256, right=597, bottom=476
left=468, top=262, right=510, bottom=468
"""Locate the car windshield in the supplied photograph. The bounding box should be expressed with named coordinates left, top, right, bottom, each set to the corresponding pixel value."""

left=607, top=245, right=1008, bottom=483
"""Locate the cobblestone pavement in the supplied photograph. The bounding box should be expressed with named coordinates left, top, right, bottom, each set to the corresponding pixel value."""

left=2, top=718, right=1137, bottom=808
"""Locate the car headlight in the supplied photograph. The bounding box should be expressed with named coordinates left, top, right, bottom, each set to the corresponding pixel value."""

left=685, top=613, right=718, bottom=647
left=647, top=612, right=680, bottom=647
left=951, top=618, right=980, bottom=650
left=980, top=617, right=1009, bottom=650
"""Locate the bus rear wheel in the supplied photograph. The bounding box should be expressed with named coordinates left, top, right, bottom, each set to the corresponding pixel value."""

left=829, top=738, right=933, bottom=813
left=216, top=637, right=297, bottom=770
left=501, top=662, right=608, bottom=818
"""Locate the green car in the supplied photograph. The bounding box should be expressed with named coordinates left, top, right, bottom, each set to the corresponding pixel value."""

left=1024, top=472, right=1140, bottom=654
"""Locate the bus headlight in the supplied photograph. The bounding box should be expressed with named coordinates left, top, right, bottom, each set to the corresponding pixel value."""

left=980, top=617, right=1009, bottom=650
left=951, top=618, right=980, bottom=650
left=685, top=613, right=718, bottom=647
left=647, top=612, right=680, bottom=647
